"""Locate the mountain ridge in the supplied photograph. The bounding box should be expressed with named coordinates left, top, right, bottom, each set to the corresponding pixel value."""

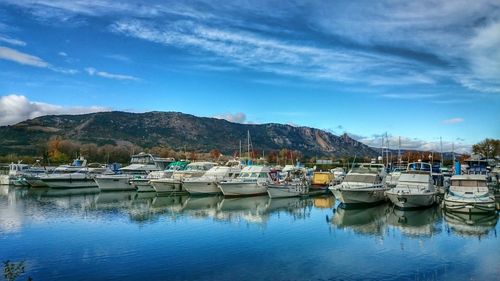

left=0, top=111, right=378, bottom=157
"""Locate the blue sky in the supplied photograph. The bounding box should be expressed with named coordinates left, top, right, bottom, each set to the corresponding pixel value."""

left=0, top=0, right=499, bottom=152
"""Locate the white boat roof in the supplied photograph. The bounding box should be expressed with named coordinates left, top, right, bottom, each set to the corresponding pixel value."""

left=205, top=166, right=240, bottom=176
left=241, top=165, right=270, bottom=173
left=451, top=174, right=487, bottom=181
left=121, top=163, right=158, bottom=171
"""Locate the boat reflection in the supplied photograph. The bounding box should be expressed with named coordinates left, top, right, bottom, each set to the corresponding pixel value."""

left=330, top=203, right=390, bottom=236
left=444, top=210, right=498, bottom=238
left=386, top=207, right=442, bottom=237
left=313, top=196, right=334, bottom=209
left=216, top=196, right=270, bottom=224
left=265, top=196, right=312, bottom=220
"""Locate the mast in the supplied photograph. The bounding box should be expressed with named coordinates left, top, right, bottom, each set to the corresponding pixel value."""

left=239, top=140, right=242, bottom=159
left=247, top=130, right=250, bottom=164
left=385, top=132, right=389, bottom=168
left=440, top=137, right=443, bottom=167
left=452, top=142, right=455, bottom=163
left=398, top=136, right=401, bottom=166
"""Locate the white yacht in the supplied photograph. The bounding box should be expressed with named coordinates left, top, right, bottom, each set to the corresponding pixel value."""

left=95, top=153, right=173, bottom=191
left=183, top=164, right=242, bottom=195
left=266, top=167, right=309, bottom=198
left=329, top=163, right=387, bottom=205
left=385, top=167, right=406, bottom=188
left=444, top=174, right=495, bottom=213
left=1, top=162, right=45, bottom=185
left=218, top=165, right=273, bottom=197
left=150, top=162, right=215, bottom=194
left=133, top=161, right=189, bottom=192
left=28, top=157, right=99, bottom=188
left=386, top=162, right=438, bottom=209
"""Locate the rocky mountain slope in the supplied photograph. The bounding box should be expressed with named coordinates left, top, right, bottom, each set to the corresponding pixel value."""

left=0, top=111, right=378, bottom=157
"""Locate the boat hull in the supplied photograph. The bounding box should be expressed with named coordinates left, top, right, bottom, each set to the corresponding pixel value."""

left=386, top=191, right=437, bottom=209
left=266, top=184, right=308, bottom=198
left=150, top=179, right=184, bottom=194
left=41, top=178, right=98, bottom=189
left=130, top=179, right=155, bottom=192
left=331, top=187, right=387, bottom=205
left=218, top=182, right=267, bottom=197
left=183, top=181, right=220, bottom=195
left=95, top=176, right=135, bottom=191
left=443, top=197, right=496, bottom=214
left=0, top=175, right=11, bottom=185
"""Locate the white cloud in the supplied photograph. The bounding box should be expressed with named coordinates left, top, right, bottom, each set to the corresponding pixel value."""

left=0, top=94, right=110, bottom=126
left=349, top=133, right=471, bottom=154
left=85, top=67, right=139, bottom=81
left=0, top=46, right=49, bottom=67
left=58, top=51, right=67, bottom=56
left=0, top=35, right=26, bottom=46
left=442, top=117, right=464, bottom=124
left=213, top=112, right=247, bottom=123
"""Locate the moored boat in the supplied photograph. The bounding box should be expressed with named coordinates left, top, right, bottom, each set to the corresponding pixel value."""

left=150, top=162, right=215, bottom=194
left=386, top=162, right=438, bottom=209
left=96, top=153, right=173, bottom=192
left=267, top=167, right=309, bottom=198
left=183, top=164, right=242, bottom=195
left=443, top=173, right=495, bottom=214
left=218, top=165, right=274, bottom=197
left=329, top=163, right=387, bottom=206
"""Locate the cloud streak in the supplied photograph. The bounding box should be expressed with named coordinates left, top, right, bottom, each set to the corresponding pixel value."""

left=85, top=67, right=138, bottom=81
left=0, top=46, right=49, bottom=67
left=2, top=0, right=500, bottom=94
left=0, top=94, right=110, bottom=126
left=0, top=35, right=26, bottom=46
left=442, top=117, right=464, bottom=124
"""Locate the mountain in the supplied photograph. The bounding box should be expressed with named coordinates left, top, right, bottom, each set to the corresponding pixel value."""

left=0, top=111, right=378, bottom=157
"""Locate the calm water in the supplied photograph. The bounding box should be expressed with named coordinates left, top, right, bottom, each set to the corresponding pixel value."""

left=1, top=185, right=499, bottom=281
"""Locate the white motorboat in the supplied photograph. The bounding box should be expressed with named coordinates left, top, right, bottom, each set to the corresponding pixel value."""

left=150, top=162, right=216, bottom=194
left=218, top=165, right=274, bottom=197
left=386, top=162, right=438, bottom=209
left=385, top=167, right=406, bottom=188
left=37, top=169, right=98, bottom=189
left=183, top=164, right=242, bottom=195
left=95, top=153, right=173, bottom=191
left=267, top=167, right=309, bottom=198
left=329, top=163, right=387, bottom=205
left=443, top=174, right=496, bottom=214
left=136, top=161, right=190, bottom=192
left=1, top=162, right=31, bottom=185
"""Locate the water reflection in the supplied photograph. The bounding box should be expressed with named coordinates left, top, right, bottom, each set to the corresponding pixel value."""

left=386, top=207, right=442, bottom=237
left=1, top=186, right=500, bottom=281
left=444, top=210, right=498, bottom=238
left=330, top=203, right=390, bottom=236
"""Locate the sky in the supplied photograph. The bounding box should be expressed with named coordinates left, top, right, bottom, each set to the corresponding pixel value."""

left=0, top=0, right=499, bottom=153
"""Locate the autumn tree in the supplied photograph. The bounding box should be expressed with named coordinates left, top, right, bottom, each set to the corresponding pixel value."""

left=472, top=138, right=499, bottom=158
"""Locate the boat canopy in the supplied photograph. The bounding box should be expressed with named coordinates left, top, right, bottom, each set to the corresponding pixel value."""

left=344, top=174, right=380, bottom=184
left=185, top=162, right=215, bottom=171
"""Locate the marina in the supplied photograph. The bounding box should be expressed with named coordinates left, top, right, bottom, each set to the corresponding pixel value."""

left=1, top=1, right=499, bottom=280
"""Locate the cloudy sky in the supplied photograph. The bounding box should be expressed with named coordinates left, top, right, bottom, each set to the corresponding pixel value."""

left=0, top=0, right=499, bottom=152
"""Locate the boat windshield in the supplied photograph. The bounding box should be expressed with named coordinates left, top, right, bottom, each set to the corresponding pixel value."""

left=451, top=180, right=486, bottom=187
left=130, top=156, right=154, bottom=165
left=185, top=165, right=210, bottom=171
left=344, top=174, right=378, bottom=183
left=239, top=172, right=251, bottom=178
